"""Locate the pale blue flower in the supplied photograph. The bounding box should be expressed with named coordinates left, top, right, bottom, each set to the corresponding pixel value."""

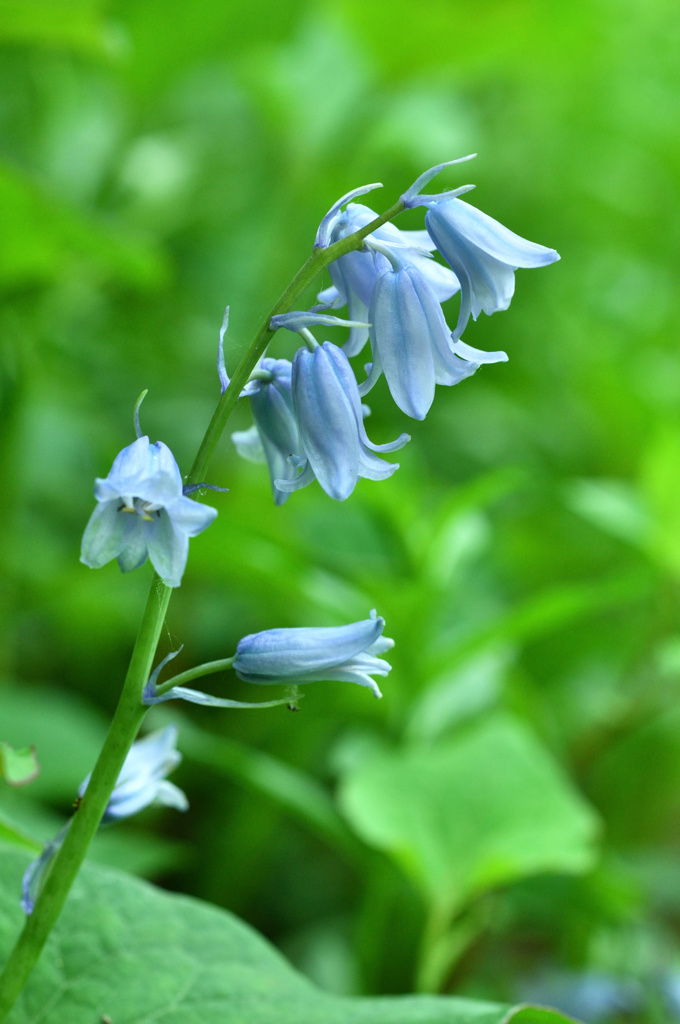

left=22, top=726, right=187, bottom=913
left=20, top=823, right=70, bottom=915
left=366, top=257, right=505, bottom=420
left=275, top=341, right=409, bottom=502
left=80, top=724, right=188, bottom=823
left=231, top=359, right=301, bottom=505
left=318, top=202, right=460, bottom=356
left=402, top=158, right=560, bottom=338
left=424, top=197, right=560, bottom=339
left=233, top=611, right=394, bottom=699
left=80, top=436, right=217, bottom=588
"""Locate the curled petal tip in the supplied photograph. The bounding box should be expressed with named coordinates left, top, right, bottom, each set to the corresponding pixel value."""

left=401, top=155, right=478, bottom=208
left=315, top=182, right=383, bottom=248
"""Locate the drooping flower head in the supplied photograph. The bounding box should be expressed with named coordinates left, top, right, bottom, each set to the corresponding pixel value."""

left=80, top=724, right=188, bottom=823
left=366, top=245, right=506, bottom=420
left=233, top=611, right=394, bottom=698
left=80, top=436, right=217, bottom=588
left=402, top=159, right=560, bottom=340
left=231, top=358, right=301, bottom=506
left=316, top=189, right=461, bottom=356
left=424, top=198, right=561, bottom=340
left=275, top=341, right=410, bottom=502
left=22, top=726, right=187, bottom=914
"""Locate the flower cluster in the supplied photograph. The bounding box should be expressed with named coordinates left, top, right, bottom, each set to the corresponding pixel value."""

left=232, top=157, right=559, bottom=502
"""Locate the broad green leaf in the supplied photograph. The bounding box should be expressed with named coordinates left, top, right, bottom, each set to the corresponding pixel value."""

left=0, top=744, right=39, bottom=788
left=339, top=714, right=600, bottom=915
left=0, top=848, right=572, bottom=1023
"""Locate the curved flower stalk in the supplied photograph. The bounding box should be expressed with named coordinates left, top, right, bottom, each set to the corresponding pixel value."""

left=402, top=159, right=560, bottom=340
left=318, top=202, right=461, bottom=356
left=275, top=341, right=410, bottom=502
left=80, top=436, right=218, bottom=587
left=22, top=726, right=187, bottom=914
left=233, top=611, right=394, bottom=699
left=231, top=358, right=301, bottom=506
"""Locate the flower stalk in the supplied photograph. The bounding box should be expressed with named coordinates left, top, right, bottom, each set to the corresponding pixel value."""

left=0, top=194, right=407, bottom=1022
left=0, top=579, right=171, bottom=1020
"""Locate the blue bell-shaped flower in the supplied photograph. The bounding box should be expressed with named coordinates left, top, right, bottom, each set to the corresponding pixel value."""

left=367, top=254, right=504, bottom=420
left=318, top=202, right=461, bottom=356
left=276, top=341, right=410, bottom=502
left=234, top=611, right=393, bottom=699
left=424, top=196, right=560, bottom=339
left=80, top=437, right=217, bottom=588
left=232, top=358, right=301, bottom=506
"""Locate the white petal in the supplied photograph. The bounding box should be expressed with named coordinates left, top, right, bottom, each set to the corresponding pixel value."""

left=451, top=339, right=508, bottom=364
left=232, top=425, right=267, bottom=464
left=80, top=501, right=129, bottom=568
left=166, top=495, right=218, bottom=537
left=147, top=512, right=189, bottom=588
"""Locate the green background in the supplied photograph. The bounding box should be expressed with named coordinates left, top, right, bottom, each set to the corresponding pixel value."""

left=1, top=0, right=679, bottom=1021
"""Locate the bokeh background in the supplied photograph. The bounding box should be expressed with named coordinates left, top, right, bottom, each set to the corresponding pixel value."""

left=1, top=0, right=679, bottom=1020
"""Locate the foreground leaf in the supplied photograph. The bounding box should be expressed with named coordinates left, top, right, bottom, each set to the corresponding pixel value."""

left=0, top=848, right=573, bottom=1023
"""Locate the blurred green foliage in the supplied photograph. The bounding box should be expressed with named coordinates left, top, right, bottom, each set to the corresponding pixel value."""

left=0, top=0, right=679, bottom=1020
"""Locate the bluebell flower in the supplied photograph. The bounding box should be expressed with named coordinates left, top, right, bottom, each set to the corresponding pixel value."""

left=366, top=253, right=506, bottom=420
left=80, top=724, right=188, bottom=822
left=318, top=202, right=460, bottom=356
left=423, top=197, right=560, bottom=339
left=231, top=359, right=301, bottom=506
left=233, top=611, right=394, bottom=699
left=401, top=159, right=559, bottom=340
left=22, top=726, right=187, bottom=913
left=275, top=341, right=409, bottom=502
left=80, top=436, right=217, bottom=588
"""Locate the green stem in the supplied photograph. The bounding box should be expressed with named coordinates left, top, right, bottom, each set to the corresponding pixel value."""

left=154, top=657, right=235, bottom=697
left=0, top=194, right=406, bottom=1021
left=0, top=579, right=171, bottom=1020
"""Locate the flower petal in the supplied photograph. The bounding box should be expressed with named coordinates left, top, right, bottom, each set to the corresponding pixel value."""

left=430, top=197, right=560, bottom=268
left=117, top=519, right=149, bottom=573
left=146, top=511, right=189, bottom=588
left=315, top=182, right=383, bottom=248
left=232, top=425, right=267, bottom=464
left=234, top=616, right=386, bottom=680
left=293, top=345, right=362, bottom=501
left=80, top=501, right=129, bottom=568
left=165, top=495, right=218, bottom=538
left=450, top=338, right=508, bottom=364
